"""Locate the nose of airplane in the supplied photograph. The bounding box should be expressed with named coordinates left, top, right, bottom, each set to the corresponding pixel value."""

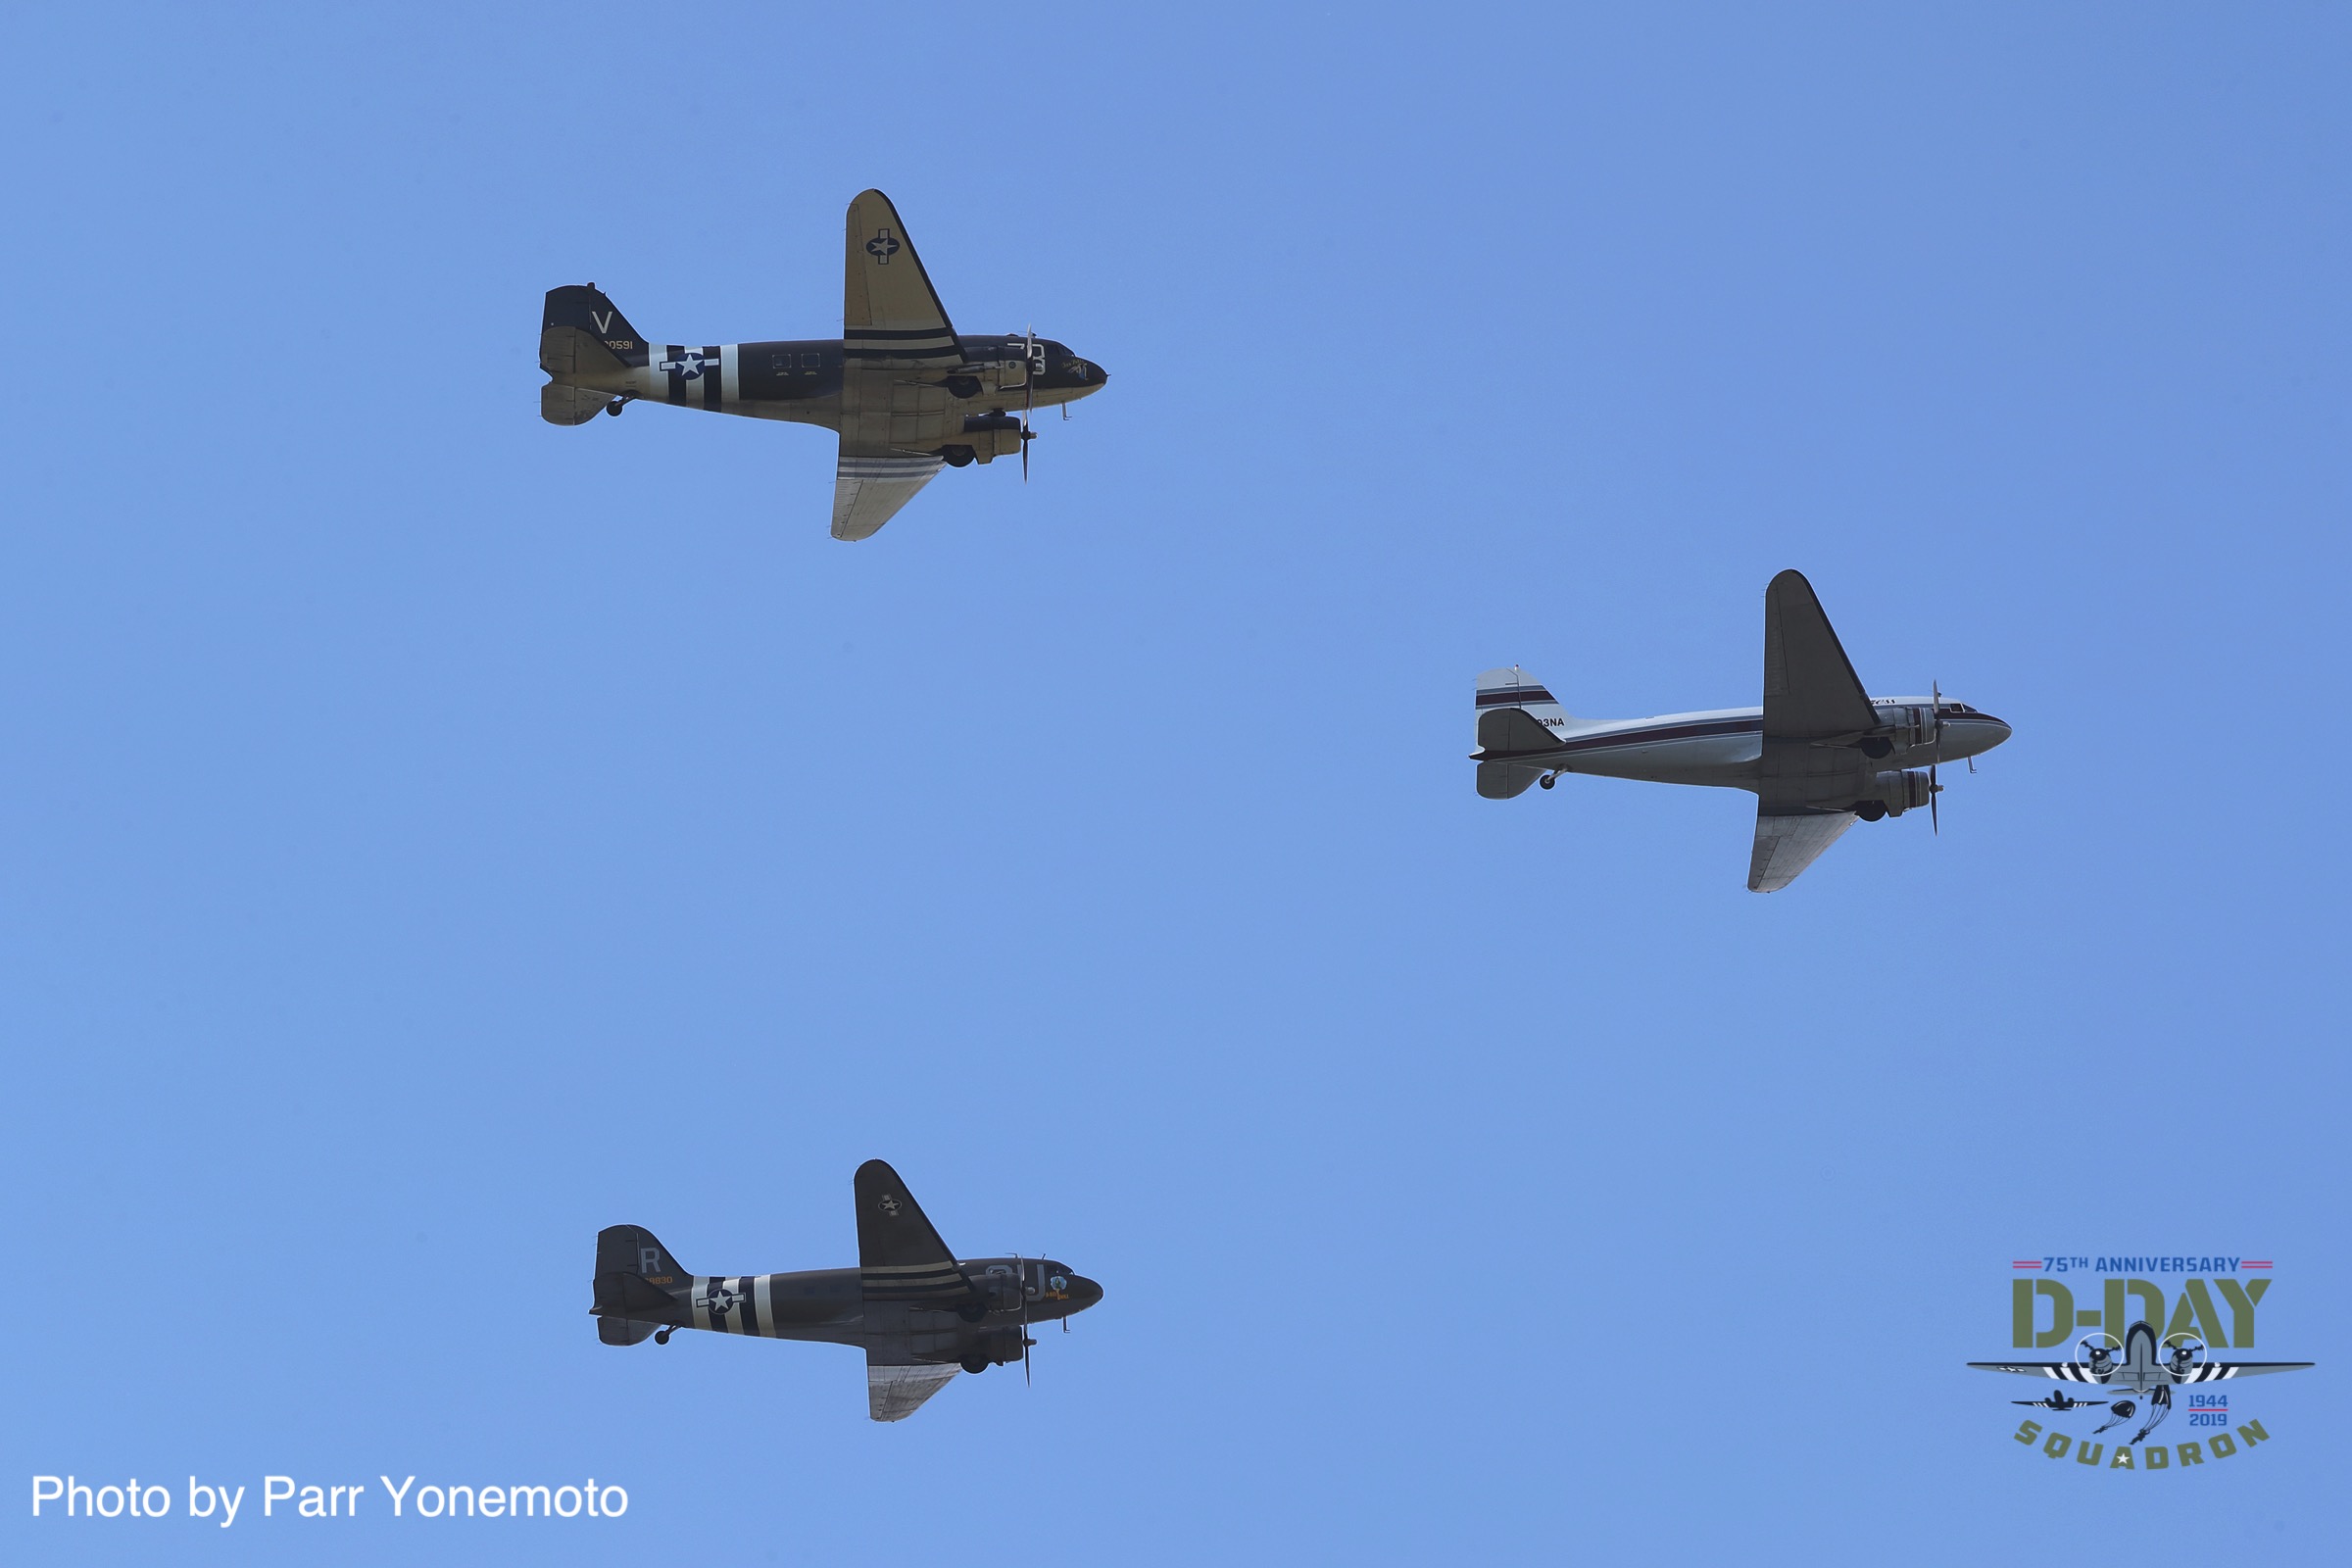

left=1066, top=1275, right=1105, bottom=1312
left=1983, top=716, right=2013, bottom=752
left=1078, top=359, right=1107, bottom=390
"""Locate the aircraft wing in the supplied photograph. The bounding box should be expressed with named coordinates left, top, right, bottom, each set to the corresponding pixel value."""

left=844, top=188, right=962, bottom=369
left=832, top=188, right=959, bottom=540
left=1747, top=808, right=1856, bottom=892
left=854, top=1159, right=980, bottom=1306
left=1761, top=568, right=1877, bottom=740
left=831, top=449, right=943, bottom=541
left=865, top=1358, right=960, bottom=1423
left=2174, top=1361, right=2318, bottom=1382
left=1968, top=1360, right=2109, bottom=1382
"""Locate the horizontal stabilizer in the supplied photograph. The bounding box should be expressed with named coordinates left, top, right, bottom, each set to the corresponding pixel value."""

left=597, top=1317, right=660, bottom=1347
left=593, top=1270, right=686, bottom=1318
left=1476, top=706, right=1561, bottom=759
left=541, top=380, right=611, bottom=425
left=1477, top=760, right=1545, bottom=800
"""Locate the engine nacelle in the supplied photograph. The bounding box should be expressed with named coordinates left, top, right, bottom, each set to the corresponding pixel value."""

left=949, top=412, right=1026, bottom=462
left=1858, top=769, right=1936, bottom=817
left=963, top=1328, right=1031, bottom=1367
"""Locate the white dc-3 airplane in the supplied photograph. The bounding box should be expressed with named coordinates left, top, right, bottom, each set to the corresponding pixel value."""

left=1471, top=569, right=2012, bottom=891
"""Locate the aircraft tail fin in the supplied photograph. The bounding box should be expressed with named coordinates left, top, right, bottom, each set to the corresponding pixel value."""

left=543, top=284, right=651, bottom=367
left=1474, top=666, right=1574, bottom=737
left=590, top=1224, right=690, bottom=1343
left=540, top=284, right=649, bottom=424
left=1473, top=667, right=1570, bottom=797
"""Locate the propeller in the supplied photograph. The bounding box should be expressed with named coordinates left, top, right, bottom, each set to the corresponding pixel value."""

left=1008, top=1251, right=1032, bottom=1385
left=1929, top=681, right=1944, bottom=836
left=1021, top=326, right=1038, bottom=482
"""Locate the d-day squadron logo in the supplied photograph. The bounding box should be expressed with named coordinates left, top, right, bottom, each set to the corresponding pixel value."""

left=1967, top=1256, right=2315, bottom=1472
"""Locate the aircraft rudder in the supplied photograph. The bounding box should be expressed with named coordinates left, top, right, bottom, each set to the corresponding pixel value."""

left=597, top=1223, right=686, bottom=1282
left=543, top=283, right=649, bottom=360
left=1473, top=665, right=1574, bottom=741
left=591, top=1225, right=690, bottom=1344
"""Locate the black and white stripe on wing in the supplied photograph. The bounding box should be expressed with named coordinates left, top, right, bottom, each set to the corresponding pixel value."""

left=843, top=325, right=963, bottom=368
left=858, top=1260, right=973, bottom=1301
left=836, top=454, right=945, bottom=482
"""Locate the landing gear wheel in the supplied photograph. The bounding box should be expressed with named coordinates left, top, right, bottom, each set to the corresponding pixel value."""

left=945, top=375, right=981, bottom=399
left=1855, top=802, right=1886, bottom=822
left=956, top=1299, right=988, bottom=1323
left=604, top=400, right=625, bottom=416
left=654, top=1328, right=672, bottom=1345
left=942, top=445, right=975, bottom=467
left=959, top=1354, right=990, bottom=1374
left=1539, top=773, right=1557, bottom=790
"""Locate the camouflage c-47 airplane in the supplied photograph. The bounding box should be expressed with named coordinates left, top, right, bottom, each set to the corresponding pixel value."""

left=539, top=189, right=1109, bottom=541
left=591, top=1159, right=1104, bottom=1422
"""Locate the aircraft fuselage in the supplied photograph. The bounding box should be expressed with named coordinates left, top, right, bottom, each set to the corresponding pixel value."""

left=610, top=1256, right=1101, bottom=1352
left=564, top=332, right=1107, bottom=452
left=1513, top=699, right=2011, bottom=793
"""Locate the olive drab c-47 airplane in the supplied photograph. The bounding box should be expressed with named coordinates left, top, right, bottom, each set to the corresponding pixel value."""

left=538, top=189, right=1109, bottom=541
left=1970, top=1320, right=2314, bottom=1445
left=1470, top=568, right=2013, bottom=892
left=590, top=1159, right=1104, bottom=1422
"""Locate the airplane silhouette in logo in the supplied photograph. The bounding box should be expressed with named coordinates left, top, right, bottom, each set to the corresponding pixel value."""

left=2011, top=1388, right=2109, bottom=1412
left=1970, top=1319, right=2313, bottom=1445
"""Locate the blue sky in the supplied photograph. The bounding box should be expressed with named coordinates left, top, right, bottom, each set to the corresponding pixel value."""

left=3, top=5, right=2345, bottom=1562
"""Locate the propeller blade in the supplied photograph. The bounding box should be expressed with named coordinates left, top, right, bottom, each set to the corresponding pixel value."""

left=1927, top=682, right=1943, bottom=834
left=1022, top=327, right=1037, bottom=484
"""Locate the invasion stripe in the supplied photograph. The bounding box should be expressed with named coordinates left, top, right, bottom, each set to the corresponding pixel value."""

left=838, top=460, right=944, bottom=479
left=861, top=1261, right=966, bottom=1276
